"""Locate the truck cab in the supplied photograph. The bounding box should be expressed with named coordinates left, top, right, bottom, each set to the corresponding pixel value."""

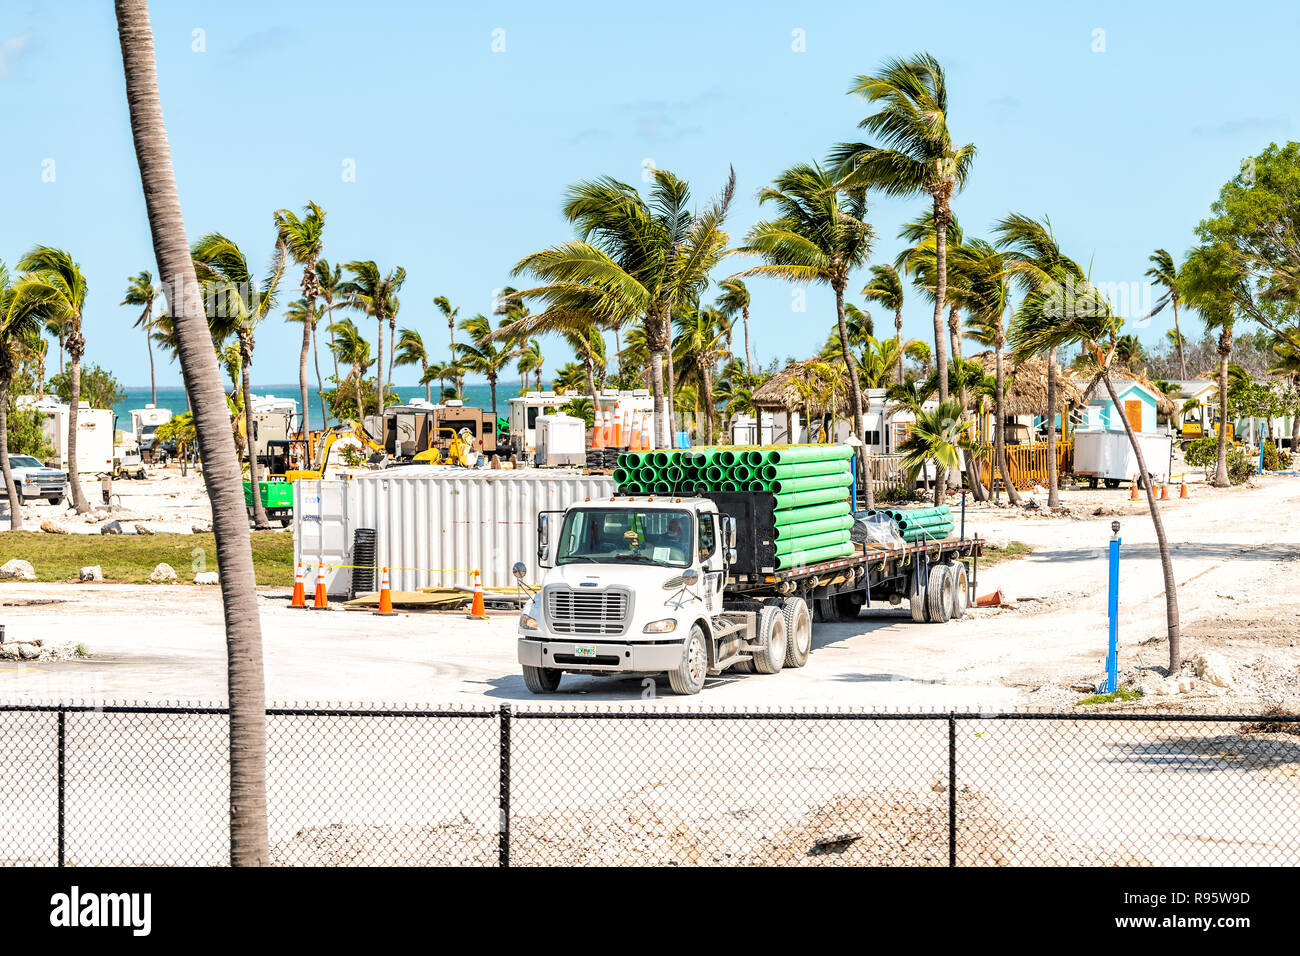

left=516, top=495, right=805, bottom=695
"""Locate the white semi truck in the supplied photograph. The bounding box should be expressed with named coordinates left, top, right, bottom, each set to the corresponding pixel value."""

left=515, top=491, right=983, bottom=695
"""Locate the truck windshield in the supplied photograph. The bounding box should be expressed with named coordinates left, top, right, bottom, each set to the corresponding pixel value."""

left=557, top=508, right=693, bottom=568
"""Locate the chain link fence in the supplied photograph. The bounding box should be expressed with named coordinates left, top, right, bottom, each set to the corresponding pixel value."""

left=1, top=704, right=1296, bottom=866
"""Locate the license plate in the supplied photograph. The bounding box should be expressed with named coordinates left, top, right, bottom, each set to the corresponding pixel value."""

left=573, top=645, right=597, bottom=659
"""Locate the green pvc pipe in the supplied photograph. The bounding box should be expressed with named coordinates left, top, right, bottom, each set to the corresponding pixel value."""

left=773, top=514, right=855, bottom=540
left=611, top=467, right=630, bottom=484
left=637, top=466, right=657, bottom=484
left=773, top=501, right=853, bottom=527
left=757, top=463, right=778, bottom=481
left=769, top=460, right=851, bottom=480
left=677, top=480, right=696, bottom=494
left=767, top=444, right=854, bottom=465
left=666, top=466, right=684, bottom=481
left=746, top=480, right=768, bottom=492
left=773, top=487, right=852, bottom=510
left=769, top=472, right=854, bottom=495
left=621, top=482, right=644, bottom=495
left=775, top=528, right=852, bottom=556
left=652, top=481, right=672, bottom=494
left=717, top=450, right=737, bottom=467
left=774, top=541, right=855, bottom=569
left=720, top=480, right=739, bottom=492
left=649, top=451, right=669, bottom=467
left=731, top=464, right=753, bottom=482
left=705, top=465, right=724, bottom=483
left=743, top=451, right=764, bottom=467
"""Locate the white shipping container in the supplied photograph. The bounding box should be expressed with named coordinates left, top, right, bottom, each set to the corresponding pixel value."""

left=293, top=468, right=616, bottom=596
left=1072, top=429, right=1174, bottom=483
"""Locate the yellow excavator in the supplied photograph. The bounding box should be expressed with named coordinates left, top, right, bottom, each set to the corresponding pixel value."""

left=412, top=427, right=479, bottom=467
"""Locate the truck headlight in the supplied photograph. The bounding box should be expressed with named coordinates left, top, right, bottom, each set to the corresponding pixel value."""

left=518, top=613, right=539, bottom=631
left=643, top=618, right=677, bottom=634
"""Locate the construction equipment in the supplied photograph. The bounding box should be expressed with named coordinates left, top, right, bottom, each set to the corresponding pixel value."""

left=244, top=420, right=385, bottom=525
left=412, top=427, right=480, bottom=467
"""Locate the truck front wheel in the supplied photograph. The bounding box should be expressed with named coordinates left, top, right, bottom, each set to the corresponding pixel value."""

left=522, top=665, right=563, bottom=694
left=781, top=597, right=812, bottom=668
left=668, top=625, right=709, bottom=695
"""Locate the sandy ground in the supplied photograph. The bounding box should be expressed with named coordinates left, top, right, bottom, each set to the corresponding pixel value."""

left=2, top=470, right=1296, bottom=710
left=1, top=471, right=1297, bottom=865
left=15, top=464, right=223, bottom=534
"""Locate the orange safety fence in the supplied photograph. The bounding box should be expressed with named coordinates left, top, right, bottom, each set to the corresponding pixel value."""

left=975, top=440, right=1073, bottom=491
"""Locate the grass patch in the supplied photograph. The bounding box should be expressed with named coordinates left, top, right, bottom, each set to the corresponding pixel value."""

left=1076, top=687, right=1144, bottom=707
left=0, top=531, right=295, bottom=587
left=979, top=541, right=1032, bottom=567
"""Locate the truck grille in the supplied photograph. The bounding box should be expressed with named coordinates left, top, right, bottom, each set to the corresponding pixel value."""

left=545, top=587, right=630, bottom=636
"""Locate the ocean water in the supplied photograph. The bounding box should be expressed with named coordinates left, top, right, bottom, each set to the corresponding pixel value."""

left=114, top=382, right=526, bottom=432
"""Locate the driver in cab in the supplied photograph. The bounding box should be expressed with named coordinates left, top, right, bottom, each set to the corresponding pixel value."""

left=657, top=517, right=689, bottom=564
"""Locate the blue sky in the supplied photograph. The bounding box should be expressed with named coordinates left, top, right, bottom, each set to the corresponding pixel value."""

left=1, top=0, right=1295, bottom=387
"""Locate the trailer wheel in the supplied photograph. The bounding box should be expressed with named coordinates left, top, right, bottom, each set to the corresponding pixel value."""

left=521, top=665, right=563, bottom=694
left=946, top=562, right=969, bottom=619
left=781, top=598, right=812, bottom=668
left=834, top=591, right=865, bottom=620
left=751, top=606, right=787, bottom=675
left=668, top=625, right=709, bottom=695
left=926, top=565, right=953, bottom=623
left=815, top=597, right=841, bottom=622
left=909, top=569, right=929, bottom=622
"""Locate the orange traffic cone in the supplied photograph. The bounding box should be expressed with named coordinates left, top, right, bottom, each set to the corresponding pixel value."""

left=1160, top=481, right=1170, bottom=500
left=1180, top=479, right=1189, bottom=499
left=290, top=562, right=306, bottom=608
left=974, top=589, right=1003, bottom=607
left=311, top=564, right=329, bottom=610
left=612, top=401, right=623, bottom=447
left=592, top=408, right=605, bottom=450
left=1129, top=477, right=1140, bottom=501
left=375, top=567, right=396, bottom=616
left=467, top=570, right=488, bottom=620
left=629, top=413, right=643, bottom=451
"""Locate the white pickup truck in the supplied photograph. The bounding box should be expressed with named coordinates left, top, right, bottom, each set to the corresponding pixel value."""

left=514, top=493, right=982, bottom=695
left=3, top=455, right=69, bottom=506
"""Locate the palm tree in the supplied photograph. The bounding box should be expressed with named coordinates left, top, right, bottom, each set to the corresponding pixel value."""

left=284, top=298, right=329, bottom=437
left=115, top=0, right=268, bottom=865
left=1009, top=263, right=1182, bottom=672
left=191, top=232, right=287, bottom=529
left=121, top=270, right=159, bottom=404
left=994, top=213, right=1082, bottom=510
left=899, top=400, right=971, bottom=505
left=672, top=307, right=728, bottom=444
left=435, top=295, right=459, bottom=359
left=514, top=168, right=735, bottom=448
left=834, top=52, right=977, bottom=417
left=423, top=358, right=465, bottom=402
left=716, top=278, right=753, bottom=376
left=9, top=246, right=92, bottom=513
left=341, top=261, right=405, bottom=418
left=0, top=262, right=41, bottom=530
left=954, top=239, right=1021, bottom=504
left=458, top=313, right=522, bottom=420
left=728, top=160, right=875, bottom=506
left=1268, top=336, right=1300, bottom=454
left=393, top=328, right=433, bottom=402
left=274, top=201, right=326, bottom=436
left=1146, top=249, right=1188, bottom=379
left=861, top=264, right=906, bottom=384
left=516, top=338, right=543, bottom=390
left=328, top=317, right=373, bottom=418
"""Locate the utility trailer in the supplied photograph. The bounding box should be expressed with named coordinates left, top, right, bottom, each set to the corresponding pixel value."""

left=514, top=490, right=981, bottom=695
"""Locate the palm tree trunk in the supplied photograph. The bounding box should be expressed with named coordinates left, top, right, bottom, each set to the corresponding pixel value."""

left=700, top=362, right=715, bottom=445
left=894, top=307, right=904, bottom=386
left=1046, top=347, right=1060, bottom=508
left=387, top=317, right=397, bottom=396
left=742, top=305, right=753, bottom=377
left=145, top=315, right=157, bottom=405
left=354, top=367, right=364, bottom=423
left=241, top=343, right=270, bottom=530
left=583, top=356, right=600, bottom=429
left=298, top=294, right=312, bottom=438
left=489, top=376, right=499, bottom=422
left=116, top=0, right=268, bottom=866
left=1102, top=370, right=1180, bottom=671
left=931, top=206, right=950, bottom=500
left=1214, top=329, right=1232, bottom=486
left=65, top=336, right=90, bottom=514
left=311, top=318, right=329, bottom=438
left=649, top=349, right=667, bottom=449
left=328, top=310, right=340, bottom=383
left=834, top=282, right=870, bottom=501
left=994, top=344, right=1021, bottom=506
left=374, top=314, right=385, bottom=420
left=1173, top=301, right=1187, bottom=380
left=423, top=359, right=431, bottom=404
left=0, top=379, right=22, bottom=531
left=664, top=318, right=677, bottom=446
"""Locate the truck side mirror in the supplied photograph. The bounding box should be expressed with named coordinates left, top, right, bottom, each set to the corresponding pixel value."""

left=537, top=514, right=552, bottom=567
left=681, top=568, right=699, bottom=587
left=720, top=515, right=737, bottom=549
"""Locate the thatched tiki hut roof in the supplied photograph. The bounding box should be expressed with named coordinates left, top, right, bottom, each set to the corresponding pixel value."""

left=969, top=350, right=1084, bottom=416
left=751, top=359, right=855, bottom=417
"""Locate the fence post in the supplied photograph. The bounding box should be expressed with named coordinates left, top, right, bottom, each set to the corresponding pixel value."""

left=947, top=713, right=956, bottom=868
left=498, top=703, right=511, bottom=868
left=57, top=705, right=66, bottom=868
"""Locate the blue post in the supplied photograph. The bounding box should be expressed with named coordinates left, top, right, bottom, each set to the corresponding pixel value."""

left=849, top=453, right=858, bottom=511
left=1106, top=522, right=1121, bottom=693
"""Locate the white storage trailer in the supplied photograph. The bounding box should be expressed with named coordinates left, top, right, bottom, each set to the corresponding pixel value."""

left=37, top=403, right=115, bottom=475
left=293, top=468, right=616, bottom=597
left=1072, top=429, right=1174, bottom=487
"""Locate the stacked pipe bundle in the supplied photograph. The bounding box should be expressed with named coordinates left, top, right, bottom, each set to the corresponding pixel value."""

left=867, top=504, right=954, bottom=543
left=612, top=445, right=856, bottom=568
